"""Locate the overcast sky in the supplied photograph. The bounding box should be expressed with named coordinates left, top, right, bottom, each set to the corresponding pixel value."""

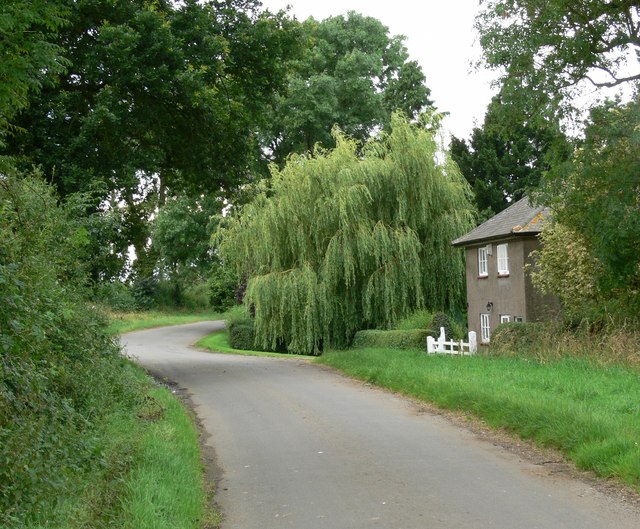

left=259, top=0, right=497, bottom=140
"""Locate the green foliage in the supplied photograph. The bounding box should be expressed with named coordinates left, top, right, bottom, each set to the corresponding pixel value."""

left=393, top=309, right=434, bottom=331
left=490, top=322, right=554, bottom=356
left=229, top=324, right=258, bottom=351
left=0, top=0, right=68, bottom=144
left=219, top=115, right=475, bottom=355
left=476, top=0, right=640, bottom=119
left=352, top=329, right=433, bottom=350
left=531, top=98, right=640, bottom=326
left=528, top=222, right=603, bottom=321
left=2, top=0, right=300, bottom=278
left=264, top=11, right=432, bottom=164
left=450, top=91, right=570, bottom=217
left=208, top=262, right=237, bottom=311
left=94, top=281, right=138, bottom=312
left=225, top=306, right=257, bottom=351
left=546, top=99, right=640, bottom=292
left=0, top=175, right=141, bottom=526
left=430, top=312, right=453, bottom=340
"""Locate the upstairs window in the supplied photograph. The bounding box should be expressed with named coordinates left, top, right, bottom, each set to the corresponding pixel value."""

left=478, top=246, right=488, bottom=277
left=497, top=243, right=509, bottom=275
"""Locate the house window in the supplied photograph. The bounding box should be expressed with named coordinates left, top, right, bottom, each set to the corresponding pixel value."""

left=497, top=243, right=509, bottom=275
left=514, top=316, right=523, bottom=323
left=500, top=315, right=510, bottom=324
left=478, top=246, right=488, bottom=277
left=480, top=313, right=491, bottom=343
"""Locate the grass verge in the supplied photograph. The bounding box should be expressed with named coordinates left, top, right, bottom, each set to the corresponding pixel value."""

left=196, top=330, right=315, bottom=359
left=106, top=310, right=226, bottom=335
left=318, top=347, right=640, bottom=491
left=28, top=364, right=216, bottom=529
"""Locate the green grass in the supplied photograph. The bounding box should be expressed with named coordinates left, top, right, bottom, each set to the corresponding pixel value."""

left=29, top=365, right=216, bottom=529
left=318, top=347, right=640, bottom=490
left=107, top=310, right=226, bottom=335
left=197, top=330, right=315, bottom=359
left=118, top=384, right=218, bottom=529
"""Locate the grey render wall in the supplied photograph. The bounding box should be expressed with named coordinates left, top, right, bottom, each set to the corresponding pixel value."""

left=464, top=237, right=537, bottom=344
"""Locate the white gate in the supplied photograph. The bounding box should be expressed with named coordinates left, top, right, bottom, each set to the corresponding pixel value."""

left=427, top=327, right=477, bottom=355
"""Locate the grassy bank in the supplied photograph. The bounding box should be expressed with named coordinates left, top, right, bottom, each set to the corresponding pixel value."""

left=23, top=363, right=215, bottom=529
left=318, top=347, right=640, bottom=491
left=107, top=310, right=225, bottom=335
left=197, top=329, right=315, bottom=359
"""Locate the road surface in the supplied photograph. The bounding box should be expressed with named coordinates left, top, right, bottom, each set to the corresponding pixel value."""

left=122, top=322, right=639, bottom=529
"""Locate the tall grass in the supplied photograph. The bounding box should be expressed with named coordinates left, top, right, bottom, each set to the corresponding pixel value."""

left=318, top=347, right=640, bottom=490
left=28, top=366, right=215, bottom=529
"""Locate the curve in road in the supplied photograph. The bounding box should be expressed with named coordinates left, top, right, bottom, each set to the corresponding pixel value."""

left=123, top=322, right=639, bottom=529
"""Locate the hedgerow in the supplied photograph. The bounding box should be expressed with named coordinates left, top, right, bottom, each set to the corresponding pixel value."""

left=0, top=175, right=142, bottom=527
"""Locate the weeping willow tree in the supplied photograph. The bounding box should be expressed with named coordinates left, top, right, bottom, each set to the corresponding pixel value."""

left=218, top=115, right=475, bottom=354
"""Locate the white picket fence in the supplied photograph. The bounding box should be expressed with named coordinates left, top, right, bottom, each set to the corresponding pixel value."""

left=427, top=327, right=477, bottom=356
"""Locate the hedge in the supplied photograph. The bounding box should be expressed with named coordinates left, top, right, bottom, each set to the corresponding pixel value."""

left=352, top=329, right=435, bottom=350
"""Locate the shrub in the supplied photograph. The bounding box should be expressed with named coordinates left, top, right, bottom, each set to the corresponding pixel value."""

left=352, top=329, right=434, bottom=350
left=490, top=322, right=552, bottom=356
left=94, top=280, right=137, bottom=312
left=394, top=309, right=433, bottom=330
left=430, top=312, right=453, bottom=339
left=226, top=306, right=256, bottom=350
left=229, top=323, right=257, bottom=350
left=208, top=263, right=236, bottom=311
left=491, top=321, right=640, bottom=366
left=0, top=175, right=141, bottom=527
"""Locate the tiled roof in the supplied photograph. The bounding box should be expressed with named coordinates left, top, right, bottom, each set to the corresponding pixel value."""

left=452, top=196, right=550, bottom=247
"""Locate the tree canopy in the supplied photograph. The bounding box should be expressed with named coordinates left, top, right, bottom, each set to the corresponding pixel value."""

left=0, top=0, right=68, bottom=153
left=476, top=0, right=640, bottom=117
left=2, top=0, right=300, bottom=275
left=219, top=115, right=475, bottom=355
left=263, top=12, right=433, bottom=165
left=450, top=91, right=570, bottom=219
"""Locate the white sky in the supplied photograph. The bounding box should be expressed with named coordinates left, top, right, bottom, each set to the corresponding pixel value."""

left=259, top=0, right=497, bottom=140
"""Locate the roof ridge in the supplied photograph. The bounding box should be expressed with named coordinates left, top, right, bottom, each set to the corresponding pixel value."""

left=452, top=195, right=549, bottom=247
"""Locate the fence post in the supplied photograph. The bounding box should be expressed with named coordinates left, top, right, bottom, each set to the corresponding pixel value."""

left=427, top=335, right=436, bottom=354
left=468, top=331, right=477, bottom=354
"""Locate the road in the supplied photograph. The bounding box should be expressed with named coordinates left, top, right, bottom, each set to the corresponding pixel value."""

left=123, top=322, right=639, bottom=529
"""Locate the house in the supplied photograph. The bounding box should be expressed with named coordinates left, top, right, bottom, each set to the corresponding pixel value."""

left=452, top=196, right=560, bottom=345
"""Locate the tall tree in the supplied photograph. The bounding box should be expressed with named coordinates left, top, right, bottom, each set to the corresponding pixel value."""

left=218, top=115, right=475, bottom=355
left=3, top=0, right=299, bottom=271
left=543, top=97, right=640, bottom=295
left=450, top=92, right=570, bottom=218
left=263, top=12, right=433, bottom=165
left=0, top=0, right=68, bottom=159
left=476, top=0, right=640, bottom=120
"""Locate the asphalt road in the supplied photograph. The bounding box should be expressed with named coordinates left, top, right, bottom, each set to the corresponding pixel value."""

left=123, top=321, right=639, bottom=529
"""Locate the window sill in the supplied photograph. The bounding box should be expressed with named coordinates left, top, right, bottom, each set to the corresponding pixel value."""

left=478, top=275, right=488, bottom=279
left=497, top=273, right=510, bottom=278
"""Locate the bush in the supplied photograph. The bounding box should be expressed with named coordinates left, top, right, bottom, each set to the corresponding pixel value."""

left=430, top=312, right=453, bottom=340
left=226, top=306, right=256, bottom=350
left=394, top=309, right=433, bottom=330
left=94, top=280, right=137, bottom=312
left=490, top=321, right=640, bottom=365
left=490, top=322, right=552, bottom=356
left=352, top=329, right=434, bottom=350
left=208, top=263, right=236, bottom=311
left=131, top=276, right=158, bottom=310
left=229, top=323, right=257, bottom=350
left=0, top=175, right=141, bottom=527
